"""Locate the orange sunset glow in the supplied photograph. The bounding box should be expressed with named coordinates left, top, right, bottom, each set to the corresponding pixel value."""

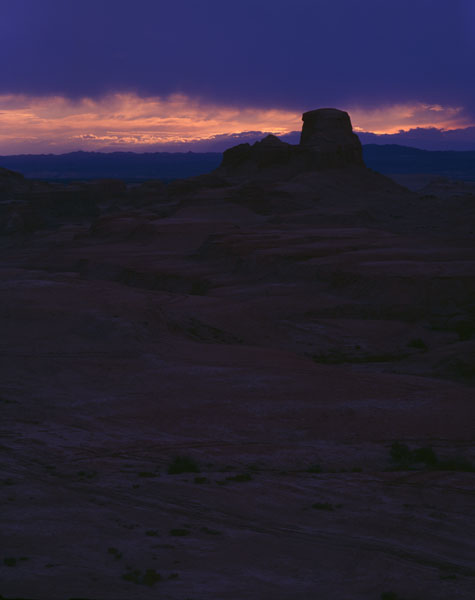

left=0, top=93, right=472, bottom=154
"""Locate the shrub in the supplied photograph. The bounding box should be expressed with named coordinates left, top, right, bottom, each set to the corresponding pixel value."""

left=225, top=473, right=252, bottom=482
left=390, top=442, right=413, bottom=464
left=454, top=320, right=474, bottom=341
left=107, top=547, right=122, bottom=559
left=390, top=442, right=475, bottom=471
left=3, top=557, right=17, bottom=567
left=167, top=456, right=200, bottom=475
left=407, top=338, right=428, bottom=350
left=122, top=568, right=162, bottom=586
left=412, top=446, right=437, bottom=466
left=169, top=528, right=190, bottom=536
left=307, top=464, right=322, bottom=474
left=381, top=593, right=399, bottom=600
left=312, top=502, right=335, bottom=511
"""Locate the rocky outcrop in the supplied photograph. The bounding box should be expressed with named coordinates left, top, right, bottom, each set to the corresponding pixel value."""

left=300, top=108, right=364, bottom=167
left=217, top=108, right=365, bottom=178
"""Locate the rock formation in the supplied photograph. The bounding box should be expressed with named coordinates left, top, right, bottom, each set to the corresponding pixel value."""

left=300, top=108, right=364, bottom=167
left=217, top=108, right=365, bottom=177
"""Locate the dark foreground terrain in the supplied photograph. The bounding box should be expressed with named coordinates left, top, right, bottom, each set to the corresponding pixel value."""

left=1, top=110, right=474, bottom=599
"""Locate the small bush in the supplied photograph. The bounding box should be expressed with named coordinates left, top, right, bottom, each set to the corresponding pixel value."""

left=3, top=557, right=17, bottom=567
left=390, top=442, right=413, bottom=464
left=412, top=446, right=437, bottom=466
left=138, top=471, right=157, bottom=478
left=437, top=457, right=475, bottom=472
left=454, top=320, right=474, bottom=341
left=107, top=547, right=122, bottom=559
left=307, top=464, right=322, bottom=474
left=391, top=442, right=437, bottom=468
left=201, top=526, right=221, bottom=535
left=381, top=593, right=399, bottom=600
left=169, top=528, right=190, bottom=537
left=122, top=568, right=162, bottom=586
left=312, top=502, right=335, bottom=511
left=123, top=569, right=141, bottom=583
left=390, top=442, right=475, bottom=471
left=225, top=473, right=252, bottom=483
left=142, top=569, right=162, bottom=586
left=407, top=338, right=428, bottom=350
left=168, top=456, right=200, bottom=475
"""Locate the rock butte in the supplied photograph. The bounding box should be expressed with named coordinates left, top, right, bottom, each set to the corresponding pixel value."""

left=1, top=109, right=475, bottom=600
left=217, top=107, right=365, bottom=177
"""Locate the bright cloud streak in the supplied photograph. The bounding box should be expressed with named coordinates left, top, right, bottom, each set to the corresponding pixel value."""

left=349, top=102, right=471, bottom=134
left=0, top=94, right=472, bottom=154
left=0, top=94, right=301, bottom=153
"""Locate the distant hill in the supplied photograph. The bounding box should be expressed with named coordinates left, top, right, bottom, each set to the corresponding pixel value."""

left=0, top=151, right=222, bottom=182
left=0, top=145, right=474, bottom=182
left=363, top=145, right=475, bottom=181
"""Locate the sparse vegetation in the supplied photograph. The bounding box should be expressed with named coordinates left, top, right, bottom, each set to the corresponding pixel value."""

left=311, top=350, right=408, bottom=365
left=142, top=569, right=163, bottom=586
left=77, top=470, right=97, bottom=480
left=0, top=397, right=18, bottom=405
left=218, top=464, right=235, bottom=472
left=307, top=464, right=322, bottom=474
left=407, top=338, right=428, bottom=350
left=247, top=463, right=260, bottom=472
left=137, top=471, right=157, bottom=478
left=201, top=526, right=221, bottom=535
left=312, top=502, right=335, bottom=511
left=190, top=280, right=210, bottom=296
left=168, top=456, right=200, bottom=475
left=122, top=568, right=162, bottom=586
left=107, top=547, right=122, bottom=559
left=442, top=356, right=475, bottom=380
left=381, top=593, right=400, bottom=600
left=169, top=528, right=190, bottom=536
left=225, top=473, right=252, bottom=482
left=194, top=476, right=208, bottom=484
left=453, top=319, right=474, bottom=341
left=390, top=442, right=475, bottom=471
left=436, top=456, right=475, bottom=472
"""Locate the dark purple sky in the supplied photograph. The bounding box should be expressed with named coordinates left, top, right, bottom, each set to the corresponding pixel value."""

left=1, top=0, right=475, bottom=152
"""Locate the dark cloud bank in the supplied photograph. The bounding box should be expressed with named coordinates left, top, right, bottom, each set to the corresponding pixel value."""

left=2, top=0, right=475, bottom=119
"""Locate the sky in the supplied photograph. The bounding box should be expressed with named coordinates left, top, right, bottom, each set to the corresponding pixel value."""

left=1, top=0, right=474, bottom=154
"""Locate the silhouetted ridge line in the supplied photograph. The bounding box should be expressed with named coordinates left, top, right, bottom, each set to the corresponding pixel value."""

left=215, top=108, right=364, bottom=178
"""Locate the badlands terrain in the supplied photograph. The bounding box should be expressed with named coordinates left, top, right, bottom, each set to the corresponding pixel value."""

left=1, top=109, right=475, bottom=599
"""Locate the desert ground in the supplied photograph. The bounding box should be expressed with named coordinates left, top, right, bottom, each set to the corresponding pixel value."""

left=1, top=112, right=475, bottom=599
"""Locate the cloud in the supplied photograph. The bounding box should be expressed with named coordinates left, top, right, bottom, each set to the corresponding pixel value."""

left=0, top=93, right=474, bottom=154
left=0, top=93, right=301, bottom=153
left=349, top=103, right=472, bottom=134
left=358, top=127, right=475, bottom=151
